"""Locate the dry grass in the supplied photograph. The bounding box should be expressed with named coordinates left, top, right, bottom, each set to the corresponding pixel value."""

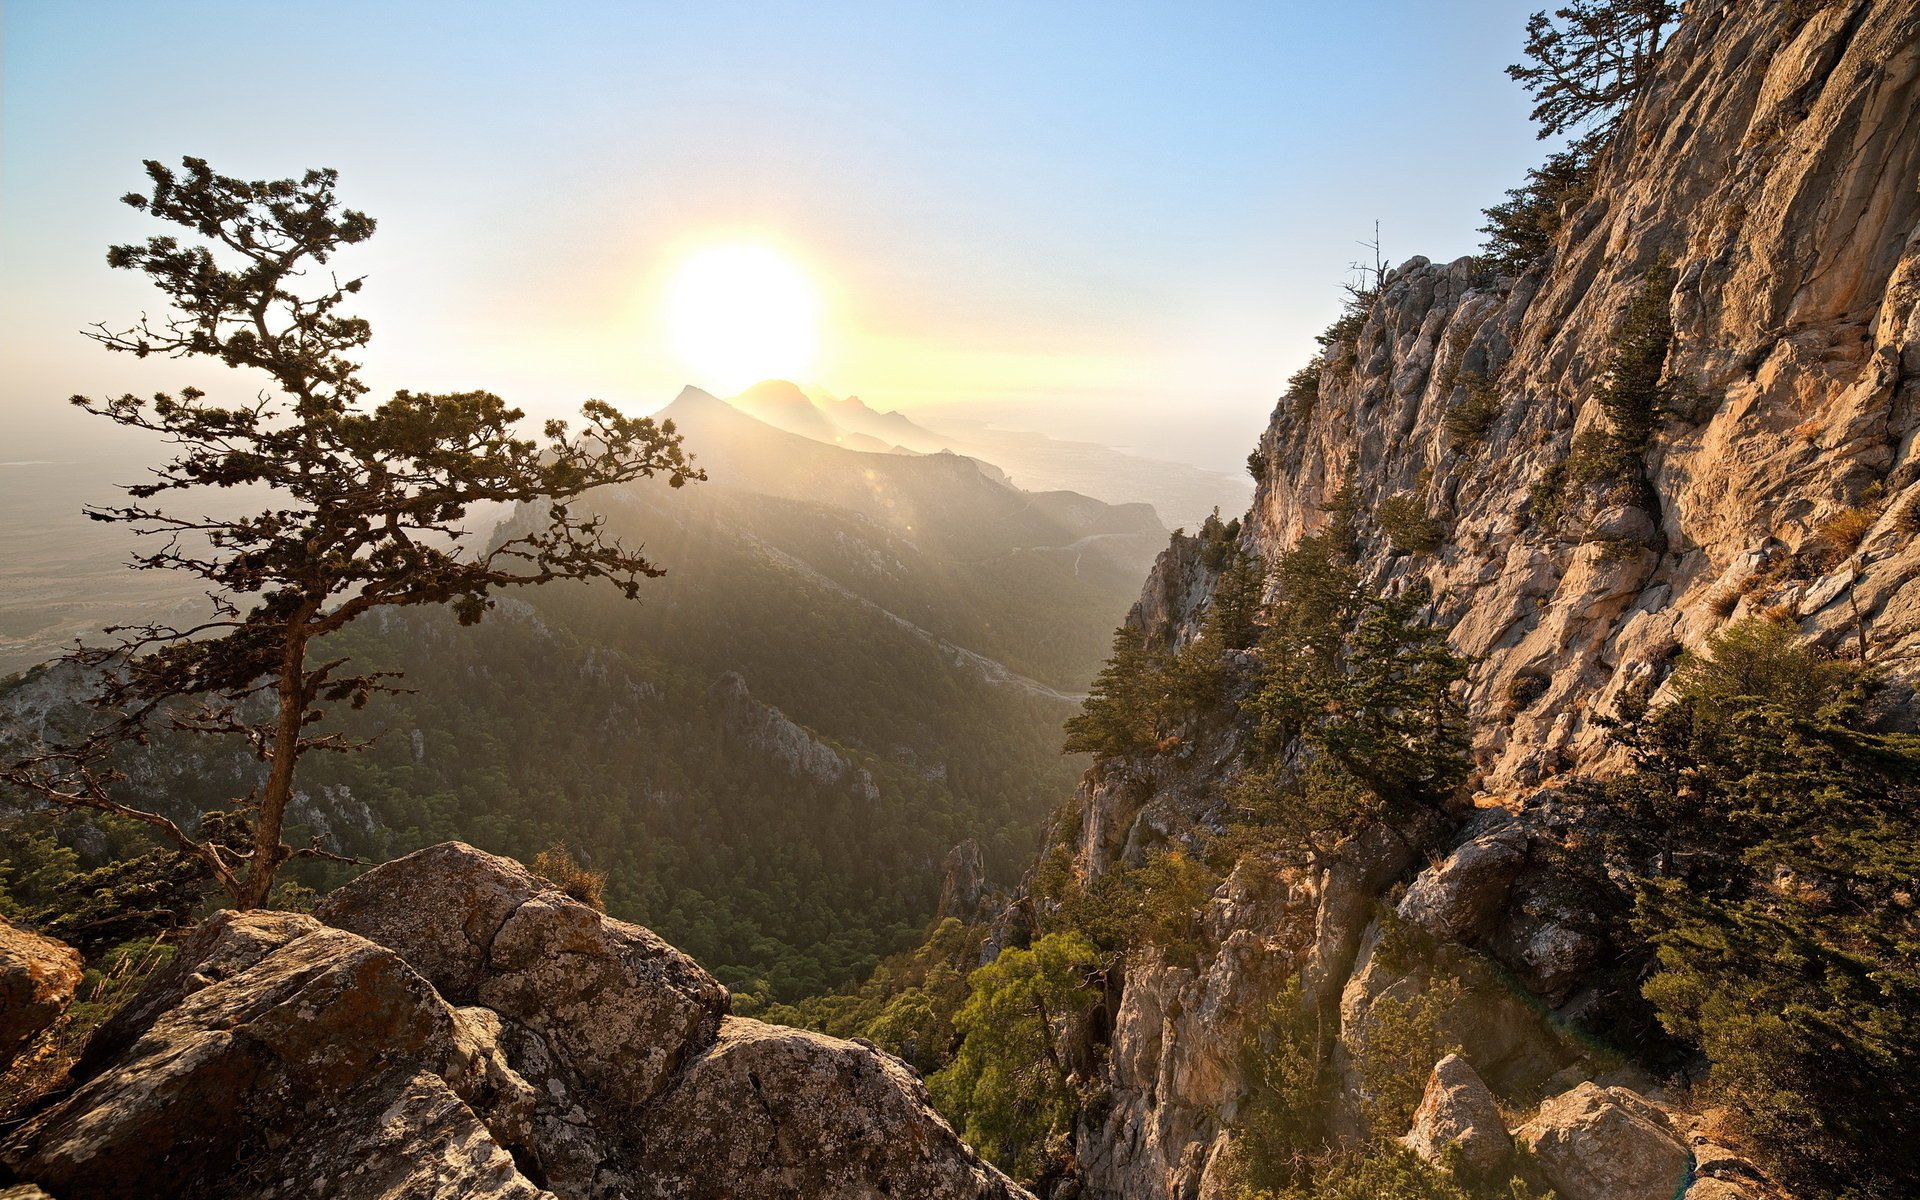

left=530, top=842, right=608, bottom=911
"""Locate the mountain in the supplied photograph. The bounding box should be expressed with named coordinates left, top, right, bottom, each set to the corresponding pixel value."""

left=743, top=382, right=1253, bottom=530
left=730, top=379, right=897, bottom=452
left=780, top=3, right=1920, bottom=1196
left=0, top=386, right=1166, bottom=1002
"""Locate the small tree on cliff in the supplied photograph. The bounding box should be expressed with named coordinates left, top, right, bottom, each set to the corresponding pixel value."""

left=1509, top=1, right=1675, bottom=143
left=3, top=158, right=703, bottom=910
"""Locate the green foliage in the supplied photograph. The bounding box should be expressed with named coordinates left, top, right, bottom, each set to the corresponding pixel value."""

left=1063, top=625, right=1173, bottom=757
left=1041, top=848, right=1221, bottom=963
left=1317, top=290, right=1376, bottom=371
left=1378, top=494, right=1444, bottom=555
left=1479, top=147, right=1596, bottom=273
left=1284, top=360, right=1324, bottom=422
left=1594, top=259, right=1674, bottom=455
left=1444, top=375, right=1506, bottom=445
left=1587, top=618, right=1920, bottom=1196
left=1354, top=974, right=1464, bottom=1137
left=0, top=812, right=223, bottom=956
left=1247, top=447, right=1269, bottom=480
left=1229, top=977, right=1333, bottom=1193
left=1235, top=535, right=1469, bottom=862
left=929, top=931, right=1102, bottom=1180
left=1301, top=588, right=1472, bottom=811
left=761, top=917, right=983, bottom=1074
left=1508, top=1, right=1675, bottom=142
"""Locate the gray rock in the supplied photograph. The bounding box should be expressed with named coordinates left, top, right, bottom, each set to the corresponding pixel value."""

left=639, top=1017, right=1028, bottom=1199
left=2, top=913, right=552, bottom=1200
left=1401, top=1053, right=1513, bottom=1176
left=1398, top=823, right=1528, bottom=944
left=1515, top=1083, right=1692, bottom=1200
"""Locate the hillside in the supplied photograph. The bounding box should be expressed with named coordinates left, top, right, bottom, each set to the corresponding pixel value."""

left=785, top=3, right=1920, bottom=1197
left=0, top=391, right=1166, bottom=1001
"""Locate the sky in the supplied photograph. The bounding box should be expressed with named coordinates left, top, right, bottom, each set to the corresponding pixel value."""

left=2, top=0, right=1551, bottom=473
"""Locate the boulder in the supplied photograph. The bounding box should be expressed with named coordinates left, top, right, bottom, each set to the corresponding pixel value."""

left=1, top=912, right=551, bottom=1200
left=319, top=841, right=730, bottom=1111
left=639, top=1017, right=1029, bottom=1200
left=4, top=844, right=1030, bottom=1200
left=1515, top=1082, right=1692, bottom=1200
left=1400, top=1053, right=1513, bottom=1176
left=0, top=917, right=82, bottom=1070
left=1397, top=823, right=1528, bottom=944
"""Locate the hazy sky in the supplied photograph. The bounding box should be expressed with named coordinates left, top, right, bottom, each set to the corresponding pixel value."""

left=3, top=1, right=1550, bottom=472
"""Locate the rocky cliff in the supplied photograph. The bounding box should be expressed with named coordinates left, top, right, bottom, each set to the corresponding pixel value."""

left=1038, top=1, right=1920, bottom=1196
left=0, top=844, right=1029, bottom=1200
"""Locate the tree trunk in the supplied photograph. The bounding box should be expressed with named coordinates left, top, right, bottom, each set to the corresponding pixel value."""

left=236, top=635, right=307, bottom=909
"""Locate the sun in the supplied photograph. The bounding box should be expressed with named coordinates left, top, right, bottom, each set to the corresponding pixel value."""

left=667, top=244, right=819, bottom=394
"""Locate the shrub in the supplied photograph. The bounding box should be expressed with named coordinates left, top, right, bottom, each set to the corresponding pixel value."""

left=1377, top=494, right=1444, bottom=555
left=1479, top=147, right=1596, bottom=273
left=1285, top=360, right=1325, bottom=422
left=1504, top=670, right=1550, bottom=714
left=1811, top=504, right=1876, bottom=563
left=1353, top=975, right=1463, bottom=1137
left=1444, top=375, right=1504, bottom=445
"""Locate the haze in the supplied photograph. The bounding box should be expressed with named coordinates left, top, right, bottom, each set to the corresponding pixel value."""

left=4, top=0, right=1546, bottom=472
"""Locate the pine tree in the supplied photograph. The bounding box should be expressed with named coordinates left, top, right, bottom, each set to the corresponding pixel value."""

left=3, top=158, right=703, bottom=910
left=1508, top=1, right=1676, bottom=143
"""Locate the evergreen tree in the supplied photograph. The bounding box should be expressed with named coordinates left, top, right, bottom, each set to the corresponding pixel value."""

left=929, top=931, right=1101, bottom=1179
left=1588, top=619, right=1920, bottom=1196
left=3, top=158, right=702, bottom=909
left=1508, top=1, right=1676, bottom=143
left=1063, top=625, right=1168, bottom=756
left=1478, top=147, right=1596, bottom=274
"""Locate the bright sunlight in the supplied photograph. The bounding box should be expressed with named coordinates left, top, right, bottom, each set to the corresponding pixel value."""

left=668, top=243, right=819, bottom=394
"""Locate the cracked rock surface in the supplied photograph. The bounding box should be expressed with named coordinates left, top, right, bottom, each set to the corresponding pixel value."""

left=3, top=843, right=1029, bottom=1200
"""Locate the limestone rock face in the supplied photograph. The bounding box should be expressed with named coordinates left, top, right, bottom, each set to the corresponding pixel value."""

left=5, top=843, right=1026, bottom=1200
left=937, top=838, right=990, bottom=922
left=0, top=917, right=81, bottom=1071
left=1516, top=1083, right=1693, bottom=1200
left=1401, top=1054, right=1512, bottom=1176
left=1029, top=3, right=1920, bottom=1196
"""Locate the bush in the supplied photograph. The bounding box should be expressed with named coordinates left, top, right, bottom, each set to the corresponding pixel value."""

left=1353, top=975, right=1463, bottom=1136
left=1377, top=494, right=1444, bottom=555
left=1479, top=147, right=1596, bottom=273
left=1444, top=375, right=1505, bottom=446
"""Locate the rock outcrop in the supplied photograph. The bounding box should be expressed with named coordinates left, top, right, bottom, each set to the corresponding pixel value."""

left=2, top=843, right=1029, bottom=1200
left=1515, top=1083, right=1693, bottom=1200
left=1027, top=2, right=1920, bottom=1196
left=1400, top=1054, right=1512, bottom=1177
left=0, top=917, right=81, bottom=1072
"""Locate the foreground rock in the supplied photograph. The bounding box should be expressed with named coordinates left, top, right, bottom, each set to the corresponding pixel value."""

left=641, top=1018, right=1028, bottom=1199
left=1516, top=1082, right=1692, bottom=1200
left=1, top=842, right=1026, bottom=1200
left=0, top=917, right=81, bottom=1072
left=1401, top=1054, right=1512, bottom=1176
